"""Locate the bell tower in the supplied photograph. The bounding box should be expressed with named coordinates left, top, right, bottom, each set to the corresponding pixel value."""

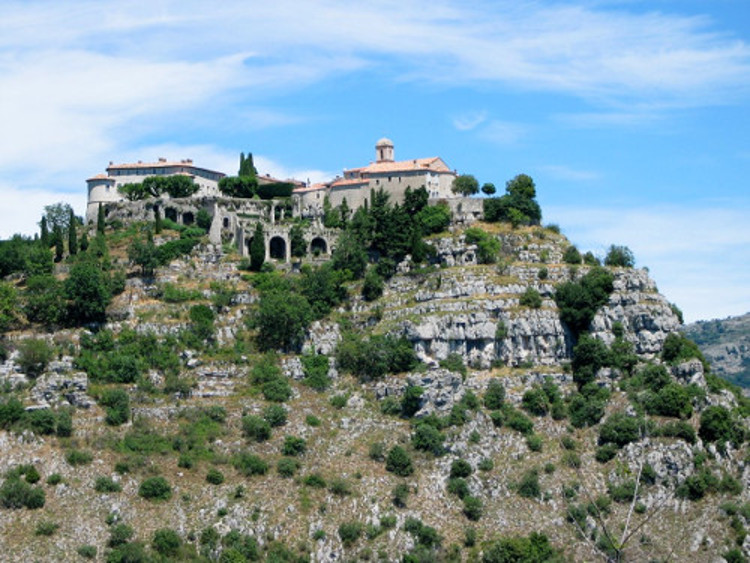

left=375, top=138, right=394, bottom=163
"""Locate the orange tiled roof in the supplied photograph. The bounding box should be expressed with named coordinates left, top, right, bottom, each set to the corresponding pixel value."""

left=293, top=183, right=328, bottom=193
left=86, top=173, right=113, bottom=182
left=360, top=157, right=453, bottom=175
left=330, top=178, right=370, bottom=188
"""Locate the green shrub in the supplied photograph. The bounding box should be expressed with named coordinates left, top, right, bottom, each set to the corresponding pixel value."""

left=519, top=287, right=542, bottom=309
left=338, top=521, right=363, bottom=546
left=241, top=415, right=271, bottom=442
left=661, top=332, right=706, bottom=366
left=385, top=446, right=414, bottom=477
left=439, top=353, right=467, bottom=377
left=503, top=405, right=534, bottom=435
left=404, top=517, right=442, bottom=548
left=595, top=444, right=618, bottom=463
left=485, top=380, right=506, bottom=409
left=362, top=269, right=384, bottom=301
left=527, top=434, right=543, bottom=452
left=563, top=246, right=582, bottom=264
left=99, top=389, right=130, bottom=426
left=76, top=545, right=97, bottom=559
left=368, top=442, right=385, bottom=461
left=138, top=476, right=172, bottom=501
left=261, top=377, right=292, bottom=402
left=263, top=404, right=287, bottom=427
left=0, top=477, right=45, bottom=509
left=302, top=473, right=326, bottom=488
left=108, top=523, right=134, bottom=547
left=554, top=267, right=614, bottom=336
left=301, top=353, right=330, bottom=391
left=206, top=468, right=225, bottom=485
left=598, top=413, right=642, bottom=448
left=646, top=382, right=693, bottom=419
left=329, top=394, right=347, bottom=409
left=276, top=457, right=299, bottom=478
left=447, top=478, right=470, bottom=499
left=571, top=333, right=610, bottom=388
left=604, top=245, right=634, bottom=267
left=517, top=469, right=540, bottom=499
left=464, top=227, right=500, bottom=264
left=281, top=436, right=306, bottom=456
left=94, top=476, right=122, bottom=493
left=46, top=473, right=62, bottom=485
left=329, top=478, right=352, bottom=496
left=66, top=449, right=93, bottom=466
left=609, top=480, right=637, bottom=503
left=700, top=406, right=743, bottom=445
left=35, top=520, right=60, bottom=536
left=392, top=483, right=409, bottom=507
left=401, top=385, right=424, bottom=418
left=412, top=422, right=444, bottom=456
left=232, top=453, right=268, bottom=476
left=463, top=496, right=483, bottom=521
left=450, top=459, right=473, bottom=479
left=17, top=338, right=54, bottom=378
left=568, top=392, right=607, bottom=428
left=152, top=528, right=182, bottom=557
left=478, top=458, right=494, bottom=472
left=522, top=387, right=549, bottom=416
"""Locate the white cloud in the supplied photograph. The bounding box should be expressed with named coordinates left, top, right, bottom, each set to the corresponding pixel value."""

left=452, top=111, right=487, bottom=131
left=0, top=183, right=86, bottom=240
left=546, top=204, right=750, bottom=321
left=480, top=120, right=527, bottom=145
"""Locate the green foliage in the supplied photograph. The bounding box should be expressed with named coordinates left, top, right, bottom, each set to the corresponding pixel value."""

left=400, top=385, right=424, bottom=418
left=16, top=338, right=53, bottom=378
left=598, top=413, right=642, bottom=447
left=66, top=449, right=93, bottom=466
left=242, top=415, right=271, bottom=442
left=35, top=520, right=60, bottom=536
left=206, top=468, right=225, bottom=485
left=232, top=452, right=269, bottom=476
left=336, top=332, right=418, bottom=380
left=484, top=380, right=506, bottom=409
left=252, top=288, right=313, bottom=352
left=276, top=457, right=299, bottom=478
left=100, top=389, right=130, bottom=426
left=330, top=231, right=367, bottom=279
left=657, top=420, right=697, bottom=444
left=463, top=495, right=483, bottom=521
left=567, top=388, right=608, bottom=428
left=138, top=476, right=172, bottom=501
left=257, top=182, right=295, bottom=199
left=298, top=263, right=347, bottom=318
left=0, top=476, right=45, bottom=509
left=450, top=459, right=473, bottom=479
left=699, top=406, right=744, bottom=445
left=604, top=244, right=635, bottom=268
left=412, top=422, right=445, bottom=456
left=522, top=387, right=550, bottom=416
left=519, top=287, right=543, bottom=309
left=661, top=332, right=707, bottom=368
left=152, top=528, right=182, bottom=557
left=404, top=517, right=442, bottom=548
left=385, top=446, right=414, bottom=476
left=554, top=267, right=614, bottom=336
left=301, top=353, right=330, bottom=391
left=563, top=246, right=582, bottom=265
left=127, top=231, right=159, bottom=277
left=77, top=545, right=97, bottom=559
left=64, top=258, right=112, bottom=324
left=108, top=523, right=135, bottom=547
left=608, top=480, right=637, bottom=503
left=465, top=227, right=500, bottom=264
left=571, top=333, right=609, bottom=388
left=249, top=222, right=265, bottom=272
left=451, top=174, right=480, bottom=196
left=263, top=404, right=287, bottom=427
left=644, top=382, right=693, bottom=419
left=392, top=482, right=410, bottom=507
left=281, top=435, right=307, bottom=456
left=675, top=469, right=719, bottom=501
left=302, top=473, right=326, bottom=488
left=595, top=444, right=618, bottom=463
left=483, top=174, right=542, bottom=227
left=517, top=469, right=541, bottom=499
left=262, top=377, right=292, bottom=402
left=338, top=521, right=363, bottom=546
left=23, top=274, right=65, bottom=327
left=362, top=268, right=384, bottom=301
left=94, top=476, right=122, bottom=493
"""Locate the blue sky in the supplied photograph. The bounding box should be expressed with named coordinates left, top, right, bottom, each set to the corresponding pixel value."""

left=1, top=0, right=749, bottom=322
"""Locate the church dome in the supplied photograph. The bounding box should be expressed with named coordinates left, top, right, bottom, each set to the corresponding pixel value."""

left=375, top=137, right=394, bottom=147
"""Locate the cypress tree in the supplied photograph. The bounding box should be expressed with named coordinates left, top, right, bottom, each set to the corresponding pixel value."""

left=68, top=209, right=78, bottom=255
left=40, top=217, right=50, bottom=247
left=239, top=152, right=257, bottom=179
left=97, top=204, right=105, bottom=235
left=53, top=225, right=64, bottom=262
left=249, top=223, right=265, bottom=272
left=154, top=206, right=162, bottom=234
left=80, top=230, right=89, bottom=252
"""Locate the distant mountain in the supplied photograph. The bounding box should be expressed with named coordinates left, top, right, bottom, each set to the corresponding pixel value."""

left=683, top=312, right=750, bottom=389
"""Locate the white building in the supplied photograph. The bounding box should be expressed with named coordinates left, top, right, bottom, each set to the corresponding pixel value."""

left=85, top=158, right=225, bottom=223
left=295, top=138, right=458, bottom=215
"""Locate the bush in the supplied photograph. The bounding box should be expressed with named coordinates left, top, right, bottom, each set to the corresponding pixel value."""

left=450, top=459, right=473, bottom=479
left=335, top=333, right=418, bottom=381
left=563, top=246, right=582, bottom=264
left=138, top=476, right=172, bottom=501
left=658, top=420, right=697, bottom=444
left=404, top=517, right=441, bottom=548
left=700, top=406, right=743, bottom=445
left=554, top=267, right=614, bottom=336
left=464, top=227, right=500, bottom=263
left=281, top=435, right=306, bottom=456
left=604, top=245, right=635, bottom=267
left=595, top=444, right=618, bottom=463
left=439, top=353, right=467, bottom=377
left=94, top=476, right=122, bottom=493
left=504, top=405, right=534, bottom=435
left=66, top=449, right=93, bottom=466
left=232, top=452, right=268, bottom=476
left=261, top=377, right=292, bottom=402
left=338, top=521, right=363, bottom=546
left=329, top=478, right=352, bottom=496
left=527, top=434, right=543, bottom=452
left=108, top=523, right=134, bottom=547
left=519, top=288, right=542, bottom=309
left=392, top=483, right=409, bottom=507
left=35, top=520, right=60, bottom=536
left=99, top=389, right=130, bottom=426
left=484, top=380, right=506, bottom=409
left=0, top=477, right=45, bottom=509
left=206, top=468, right=225, bottom=485
left=385, top=446, right=414, bottom=477
left=152, top=528, right=182, bottom=557
left=276, top=457, right=299, bottom=478
left=522, top=387, right=549, bottom=416
left=609, top=480, right=637, bottom=503
left=463, top=496, right=483, bottom=521
left=568, top=392, right=607, bottom=428
left=76, top=545, right=97, bottom=559
left=571, top=334, right=609, bottom=388
left=263, top=404, right=287, bottom=427
left=447, top=478, right=470, bottom=499
left=646, top=382, right=693, bottom=419
left=412, top=422, right=445, bottom=456
left=302, top=473, right=326, bottom=488
left=362, top=269, right=384, bottom=301
left=47, top=473, right=63, bottom=485
left=17, top=338, right=53, bottom=378
left=301, top=353, right=330, bottom=391
left=517, top=469, right=540, bottom=499
left=400, top=385, right=424, bottom=418
left=598, top=413, right=642, bottom=448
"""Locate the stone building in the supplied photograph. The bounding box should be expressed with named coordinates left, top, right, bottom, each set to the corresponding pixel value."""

left=295, top=138, right=458, bottom=216
left=85, top=158, right=226, bottom=224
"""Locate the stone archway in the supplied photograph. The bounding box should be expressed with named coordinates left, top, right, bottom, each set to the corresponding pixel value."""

left=165, top=208, right=178, bottom=222
left=269, top=236, right=287, bottom=261
left=310, top=237, right=328, bottom=256
left=182, top=212, right=194, bottom=226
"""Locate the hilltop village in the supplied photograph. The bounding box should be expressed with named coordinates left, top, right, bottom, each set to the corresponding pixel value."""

left=86, top=139, right=480, bottom=263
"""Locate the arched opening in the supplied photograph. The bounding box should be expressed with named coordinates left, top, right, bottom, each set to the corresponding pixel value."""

left=182, top=212, right=194, bottom=226
left=165, top=208, right=177, bottom=222
left=269, top=236, right=287, bottom=261
left=310, top=237, right=327, bottom=256
left=222, top=217, right=230, bottom=229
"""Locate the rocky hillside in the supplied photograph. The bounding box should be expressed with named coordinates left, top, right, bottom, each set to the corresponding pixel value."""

left=0, top=220, right=748, bottom=563
left=684, top=313, right=750, bottom=391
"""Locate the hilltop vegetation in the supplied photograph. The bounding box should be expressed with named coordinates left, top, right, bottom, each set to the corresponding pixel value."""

left=0, top=179, right=748, bottom=562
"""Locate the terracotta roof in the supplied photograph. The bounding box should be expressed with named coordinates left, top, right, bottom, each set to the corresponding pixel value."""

left=293, top=183, right=328, bottom=194
left=330, top=178, right=370, bottom=188
left=106, top=160, right=225, bottom=177
left=86, top=173, right=113, bottom=182
left=360, top=157, right=453, bottom=175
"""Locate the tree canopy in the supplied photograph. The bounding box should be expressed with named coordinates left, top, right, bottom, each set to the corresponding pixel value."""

left=451, top=174, right=480, bottom=196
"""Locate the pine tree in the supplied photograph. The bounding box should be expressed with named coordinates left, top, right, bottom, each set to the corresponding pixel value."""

left=40, top=216, right=50, bottom=247
left=67, top=209, right=78, bottom=255
left=97, top=204, right=105, bottom=235
left=249, top=223, right=265, bottom=272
